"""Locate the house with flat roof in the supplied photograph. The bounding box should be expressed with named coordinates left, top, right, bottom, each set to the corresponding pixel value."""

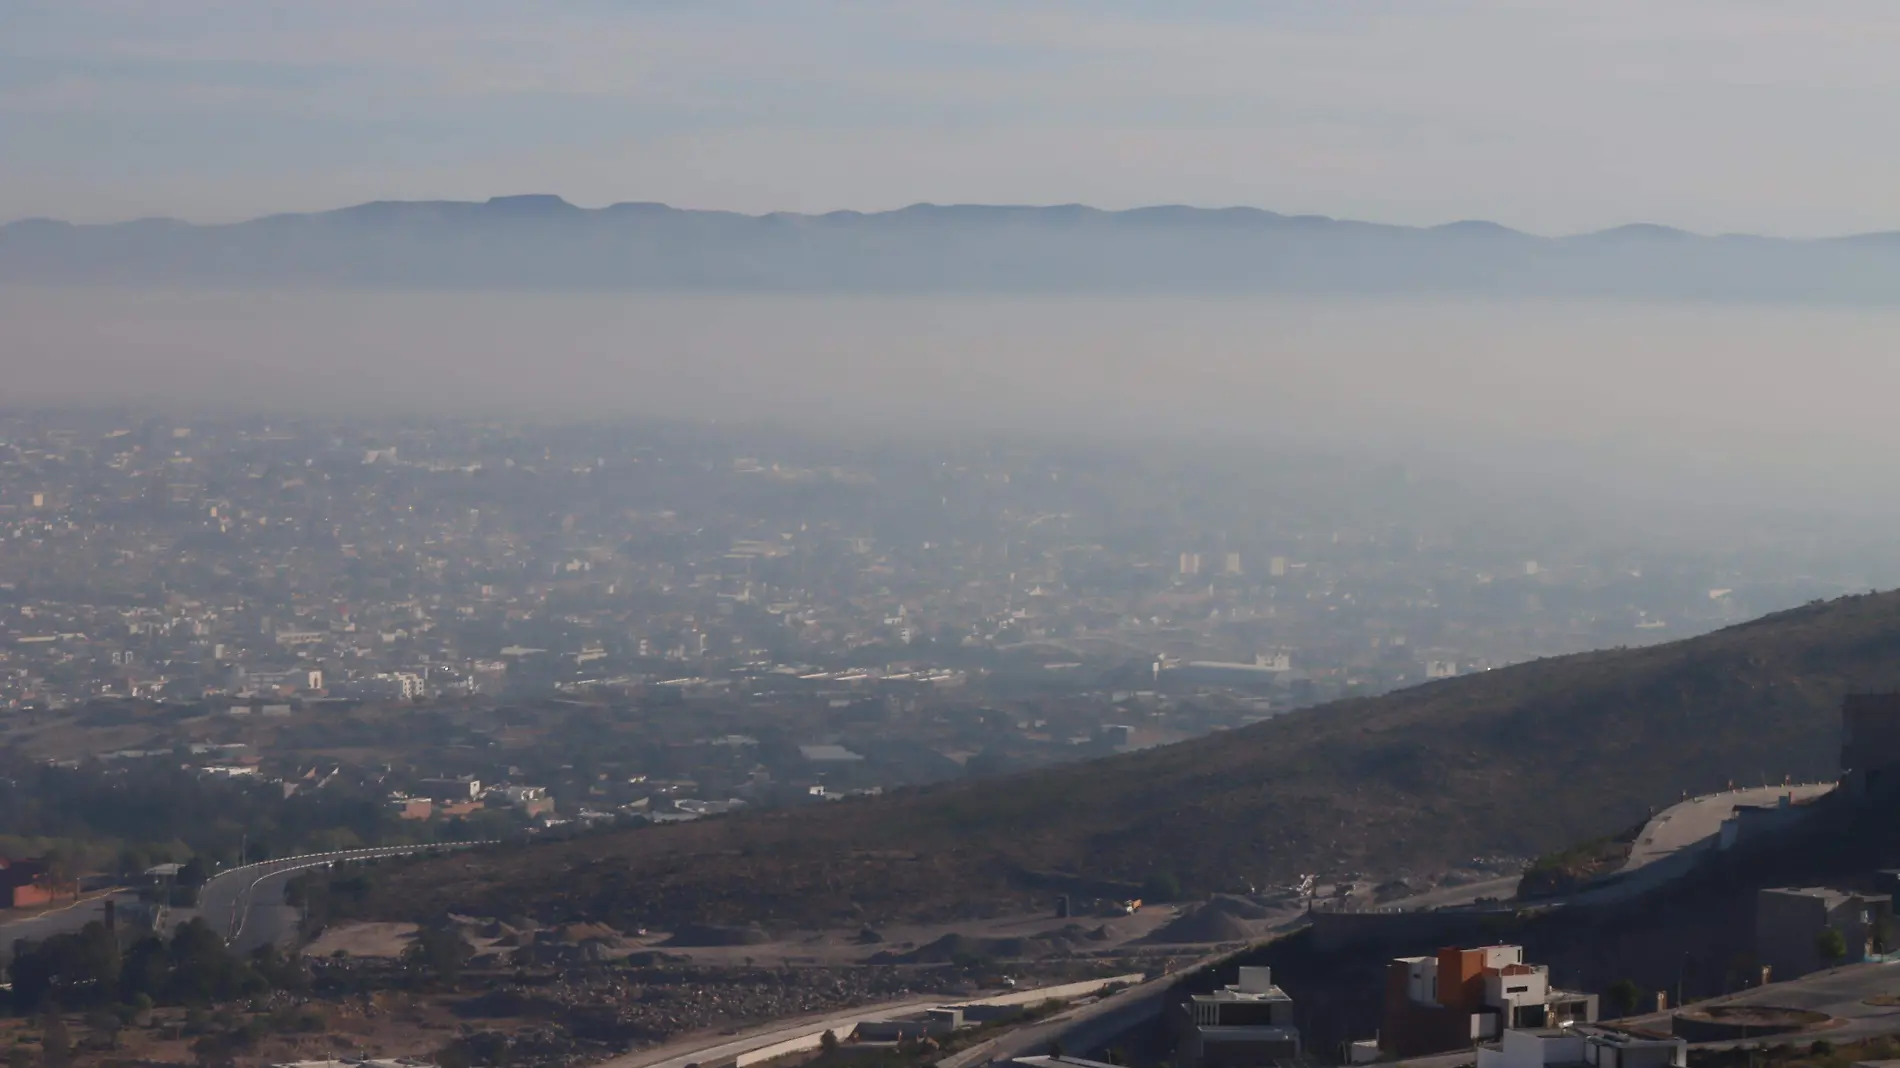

left=1756, top=886, right=1888, bottom=980
left=1381, top=946, right=1597, bottom=1057
left=1174, top=966, right=1301, bottom=1068
left=1476, top=1026, right=1685, bottom=1068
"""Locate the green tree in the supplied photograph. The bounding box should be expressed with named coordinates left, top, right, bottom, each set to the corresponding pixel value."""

left=83, top=1009, right=121, bottom=1051
left=403, top=921, right=473, bottom=983
left=167, top=918, right=256, bottom=1004
left=120, top=937, right=170, bottom=1003
left=10, top=923, right=121, bottom=1011
left=39, top=1011, right=71, bottom=1068
left=820, top=1030, right=840, bottom=1054
left=1818, top=926, right=1848, bottom=965
left=1605, top=979, right=1642, bottom=1018
left=176, top=857, right=209, bottom=889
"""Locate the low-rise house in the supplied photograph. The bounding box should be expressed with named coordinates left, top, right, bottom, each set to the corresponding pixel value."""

left=1476, top=1026, right=1685, bottom=1068
left=1382, top=945, right=1597, bottom=1057
left=1174, top=966, right=1301, bottom=1068
left=1756, top=887, right=1889, bottom=980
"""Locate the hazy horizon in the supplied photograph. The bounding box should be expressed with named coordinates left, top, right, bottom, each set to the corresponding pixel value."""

left=13, top=4, right=1900, bottom=237
left=10, top=287, right=1900, bottom=527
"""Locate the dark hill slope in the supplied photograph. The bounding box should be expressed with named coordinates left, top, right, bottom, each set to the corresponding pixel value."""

left=378, top=592, right=1900, bottom=929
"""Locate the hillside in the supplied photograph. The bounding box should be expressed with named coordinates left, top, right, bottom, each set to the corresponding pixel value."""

left=371, top=591, right=1900, bottom=930
left=13, top=197, right=1900, bottom=300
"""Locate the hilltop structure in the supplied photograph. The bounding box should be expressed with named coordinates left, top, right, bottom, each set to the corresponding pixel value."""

left=1381, top=945, right=1597, bottom=1057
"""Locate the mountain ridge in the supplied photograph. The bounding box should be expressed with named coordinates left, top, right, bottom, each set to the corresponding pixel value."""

left=365, top=590, right=1900, bottom=931
left=12, top=196, right=1900, bottom=297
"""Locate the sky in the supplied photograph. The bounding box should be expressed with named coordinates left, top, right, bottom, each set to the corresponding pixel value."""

left=7, top=1, right=1900, bottom=235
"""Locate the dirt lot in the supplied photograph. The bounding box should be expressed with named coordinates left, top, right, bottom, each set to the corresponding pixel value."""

left=305, top=921, right=420, bottom=959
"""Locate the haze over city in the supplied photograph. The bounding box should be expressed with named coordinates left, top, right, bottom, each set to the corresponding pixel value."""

left=8, top=6, right=1900, bottom=1068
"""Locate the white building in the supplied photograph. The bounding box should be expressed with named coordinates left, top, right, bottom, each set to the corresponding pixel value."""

left=1174, top=966, right=1301, bottom=1068
left=1476, top=1027, right=1685, bottom=1068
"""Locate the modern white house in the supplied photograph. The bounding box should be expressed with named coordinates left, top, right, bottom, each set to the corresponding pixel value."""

left=1475, top=1026, right=1686, bottom=1068
left=1174, top=966, right=1301, bottom=1068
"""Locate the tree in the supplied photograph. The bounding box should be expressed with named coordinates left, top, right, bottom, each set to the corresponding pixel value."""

left=403, top=921, right=473, bottom=984
left=1817, top=926, right=1848, bottom=965
left=167, top=918, right=256, bottom=1004
left=83, top=1009, right=121, bottom=1051
left=1605, top=979, right=1642, bottom=1018
left=820, top=1030, right=840, bottom=1054
left=120, top=937, right=170, bottom=1003
left=39, top=1011, right=71, bottom=1068
left=176, top=857, right=209, bottom=890
left=10, top=923, right=121, bottom=1011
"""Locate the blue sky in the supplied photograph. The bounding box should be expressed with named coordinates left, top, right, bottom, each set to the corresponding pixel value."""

left=6, top=1, right=1900, bottom=234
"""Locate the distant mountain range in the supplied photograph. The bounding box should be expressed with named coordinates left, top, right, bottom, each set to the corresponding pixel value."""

left=8, top=194, right=1900, bottom=298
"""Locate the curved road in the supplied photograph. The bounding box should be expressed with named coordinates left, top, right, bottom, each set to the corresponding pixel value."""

left=1620, top=784, right=1835, bottom=876
left=194, top=843, right=490, bottom=954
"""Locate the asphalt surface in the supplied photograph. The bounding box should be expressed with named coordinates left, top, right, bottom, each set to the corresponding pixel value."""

left=1620, top=784, right=1835, bottom=875
left=603, top=997, right=950, bottom=1068
left=599, top=976, right=1150, bottom=1068
left=0, top=890, right=137, bottom=944
left=956, top=976, right=1175, bottom=1068
left=192, top=843, right=487, bottom=954
left=1612, top=961, right=1900, bottom=1048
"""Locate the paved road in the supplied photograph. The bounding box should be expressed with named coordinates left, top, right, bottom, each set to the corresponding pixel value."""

left=0, top=890, right=137, bottom=944
left=1613, top=960, right=1900, bottom=1047
left=1388, top=876, right=1522, bottom=912
left=1620, top=784, right=1835, bottom=875
left=956, top=975, right=1174, bottom=1067
left=193, top=843, right=487, bottom=954
left=602, top=997, right=952, bottom=1068
left=599, top=975, right=1148, bottom=1068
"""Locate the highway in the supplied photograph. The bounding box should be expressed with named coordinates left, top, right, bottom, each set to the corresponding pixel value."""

left=945, top=975, right=1176, bottom=1068
left=601, top=997, right=950, bottom=1068
left=193, top=843, right=488, bottom=954
left=596, top=975, right=1149, bottom=1068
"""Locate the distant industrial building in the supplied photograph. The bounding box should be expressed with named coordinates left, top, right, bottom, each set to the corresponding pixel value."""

left=1755, top=887, right=1889, bottom=980
left=417, top=775, right=482, bottom=802
left=1174, top=966, right=1301, bottom=1068
left=1160, top=654, right=1292, bottom=690
left=1381, top=946, right=1597, bottom=1057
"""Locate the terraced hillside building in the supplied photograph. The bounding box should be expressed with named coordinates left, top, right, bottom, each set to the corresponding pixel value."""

left=1381, top=946, right=1598, bottom=1058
